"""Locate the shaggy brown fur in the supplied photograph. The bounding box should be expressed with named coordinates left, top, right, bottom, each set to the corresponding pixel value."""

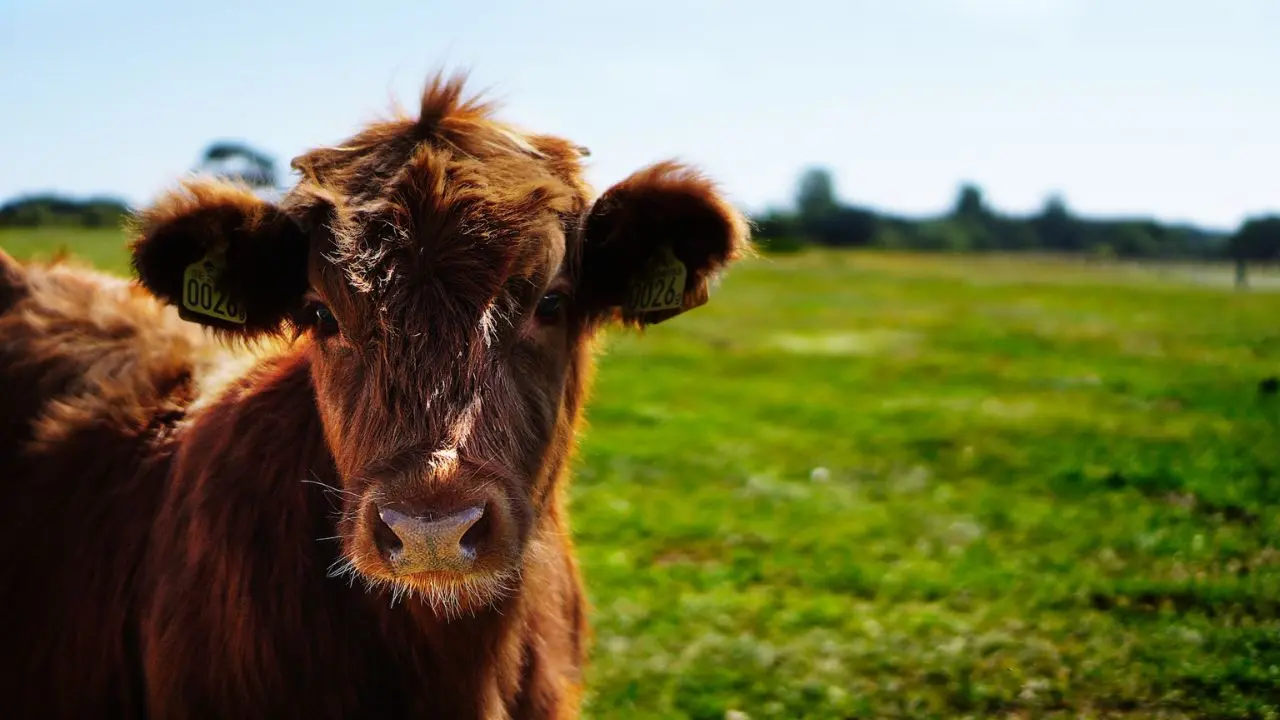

left=0, top=70, right=750, bottom=719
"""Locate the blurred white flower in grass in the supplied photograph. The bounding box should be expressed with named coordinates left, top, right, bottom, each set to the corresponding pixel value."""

left=890, top=465, right=931, bottom=494
left=943, top=518, right=985, bottom=555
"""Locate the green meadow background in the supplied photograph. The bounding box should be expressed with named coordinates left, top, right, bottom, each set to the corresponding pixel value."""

left=4, top=227, right=1280, bottom=719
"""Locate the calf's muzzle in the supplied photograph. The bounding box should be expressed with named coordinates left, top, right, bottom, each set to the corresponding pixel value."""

left=373, top=502, right=490, bottom=574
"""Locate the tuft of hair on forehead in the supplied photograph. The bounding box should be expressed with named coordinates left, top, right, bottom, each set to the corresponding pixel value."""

left=289, top=71, right=588, bottom=201
left=412, top=71, right=539, bottom=159
left=414, top=71, right=498, bottom=135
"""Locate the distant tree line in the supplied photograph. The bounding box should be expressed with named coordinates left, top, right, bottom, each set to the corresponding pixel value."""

left=5, top=150, right=1277, bottom=278
left=754, top=167, right=1280, bottom=274
left=0, top=194, right=131, bottom=229
left=0, top=140, right=279, bottom=230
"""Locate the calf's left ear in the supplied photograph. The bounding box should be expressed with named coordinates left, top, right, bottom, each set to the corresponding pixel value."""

left=577, top=161, right=752, bottom=326
left=128, top=178, right=310, bottom=338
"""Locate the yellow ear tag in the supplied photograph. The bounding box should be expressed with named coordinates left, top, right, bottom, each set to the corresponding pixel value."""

left=179, top=247, right=247, bottom=325
left=624, top=246, right=688, bottom=314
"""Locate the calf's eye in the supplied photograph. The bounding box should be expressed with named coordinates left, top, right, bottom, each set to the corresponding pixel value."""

left=301, top=302, right=340, bottom=339
left=534, top=292, right=566, bottom=323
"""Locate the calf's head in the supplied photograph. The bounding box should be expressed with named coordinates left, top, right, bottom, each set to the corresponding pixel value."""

left=129, top=74, right=750, bottom=613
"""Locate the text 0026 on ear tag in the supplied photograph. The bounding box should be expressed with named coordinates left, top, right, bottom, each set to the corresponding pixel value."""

left=179, top=252, right=247, bottom=326
left=624, top=246, right=687, bottom=314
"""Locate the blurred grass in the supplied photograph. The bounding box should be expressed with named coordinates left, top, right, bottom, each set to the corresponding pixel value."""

left=4, top=229, right=1280, bottom=718
left=0, top=227, right=133, bottom=271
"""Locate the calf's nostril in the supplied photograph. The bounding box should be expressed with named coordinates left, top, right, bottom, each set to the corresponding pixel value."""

left=458, top=505, right=493, bottom=556
left=372, top=510, right=405, bottom=560
left=373, top=503, right=487, bottom=573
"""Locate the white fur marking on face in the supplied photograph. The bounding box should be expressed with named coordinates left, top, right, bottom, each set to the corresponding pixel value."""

left=430, top=447, right=460, bottom=476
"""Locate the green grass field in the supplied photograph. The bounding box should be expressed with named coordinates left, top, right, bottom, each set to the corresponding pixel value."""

left=4, top=228, right=1280, bottom=719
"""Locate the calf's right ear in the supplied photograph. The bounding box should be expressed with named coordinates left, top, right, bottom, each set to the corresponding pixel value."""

left=576, top=160, right=753, bottom=327
left=128, top=178, right=310, bottom=338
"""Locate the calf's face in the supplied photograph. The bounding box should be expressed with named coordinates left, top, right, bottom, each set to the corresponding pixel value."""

left=129, top=76, right=749, bottom=614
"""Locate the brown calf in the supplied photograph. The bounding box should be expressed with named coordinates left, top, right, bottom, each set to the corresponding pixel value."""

left=0, top=72, right=749, bottom=718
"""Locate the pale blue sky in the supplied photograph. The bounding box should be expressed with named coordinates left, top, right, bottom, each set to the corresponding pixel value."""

left=1, top=0, right=1275, bottom=230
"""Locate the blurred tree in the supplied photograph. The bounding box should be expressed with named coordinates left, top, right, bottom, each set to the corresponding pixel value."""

left=1032, top=194, right=1084, bottom=251
left=790, top=167, right=876, bottom=246
left=947, top=184, right=994, bottom=249
left=795, top=166, right=838, bottom=221
left=198, top=141, right=278, bottom=189
left=1228, top=215, right=1280, bottom=288
left=951, top=183, right=987, bottom=220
